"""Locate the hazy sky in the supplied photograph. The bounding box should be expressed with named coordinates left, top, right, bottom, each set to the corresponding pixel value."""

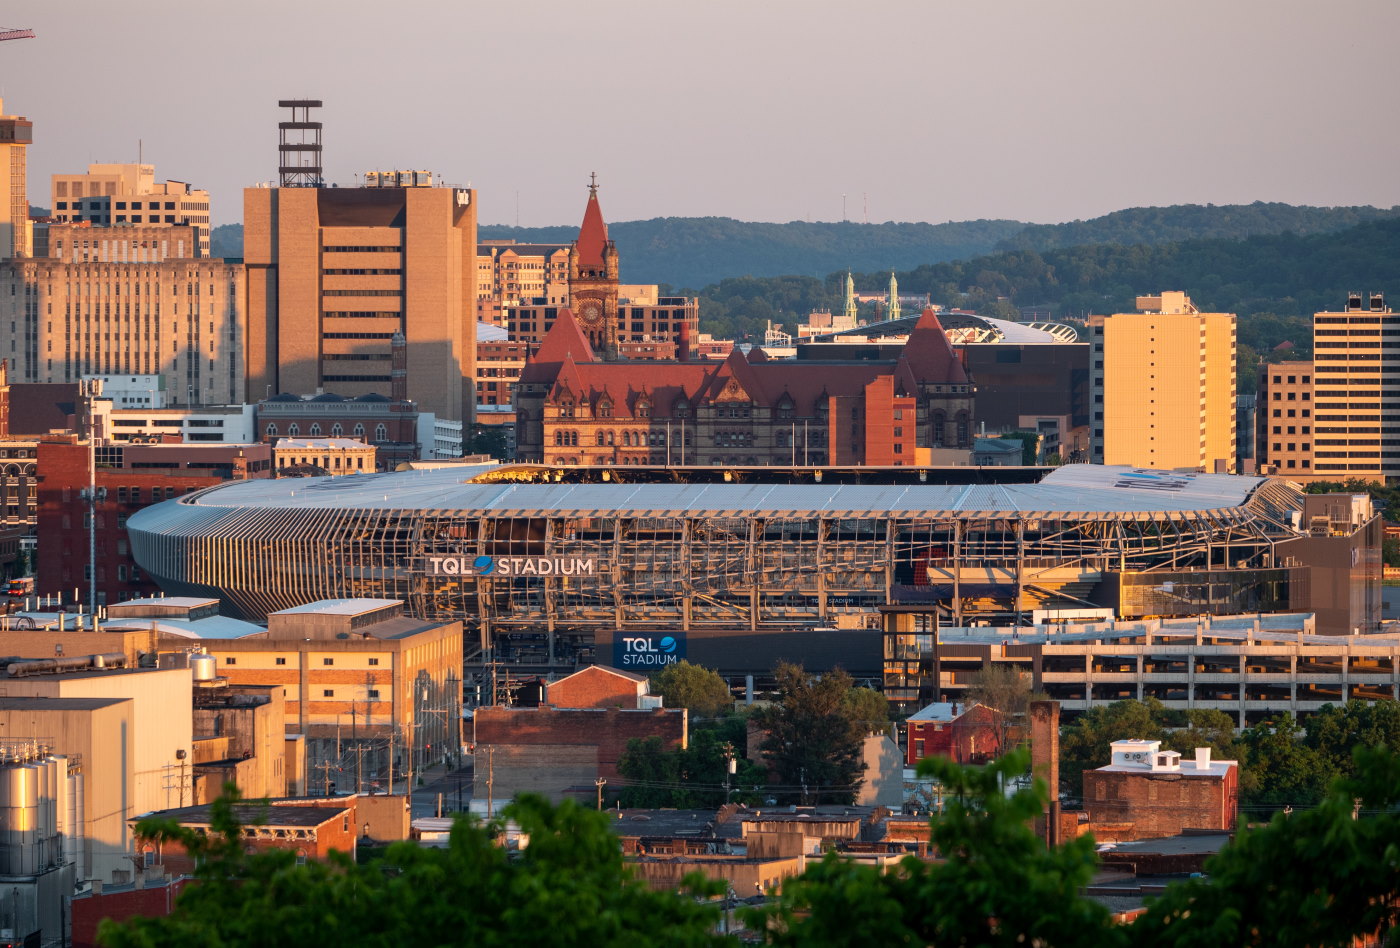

left=6, top=0, right=1398, bottom=227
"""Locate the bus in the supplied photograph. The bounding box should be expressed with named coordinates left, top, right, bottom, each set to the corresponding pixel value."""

left=7, top=577, right=33, bottom=598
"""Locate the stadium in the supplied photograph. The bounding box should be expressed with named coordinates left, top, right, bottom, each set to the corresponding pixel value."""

left=127, top=463, right=1379, bottom=686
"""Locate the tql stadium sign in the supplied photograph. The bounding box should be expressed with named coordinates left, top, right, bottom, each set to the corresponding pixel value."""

left=422, top=554, right=600, bottom=578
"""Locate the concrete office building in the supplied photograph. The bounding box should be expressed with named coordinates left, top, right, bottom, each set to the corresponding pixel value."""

left=243, top=174, right=478, bottom=423
left=1089, top=292, right=1236, bottom=472
left=0, top=97, right=33, bottom=260
left=50, top=162, right=212, bottom=256
left=0, top=225, right=245, bottom=404
left=1311, top=292, right=1400, bottom=483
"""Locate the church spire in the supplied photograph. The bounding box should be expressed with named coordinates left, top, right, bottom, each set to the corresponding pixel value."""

left=576, top=172, right=609, bottom=270
left=887, top=270, right=901, bottom=321
left=843, top=271, right=858, bottom=323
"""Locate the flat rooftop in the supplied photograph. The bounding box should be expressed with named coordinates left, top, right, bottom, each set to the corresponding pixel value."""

left=272, top=599, right=400, bottom=617
left=149, top=464, right=1280, bottom=520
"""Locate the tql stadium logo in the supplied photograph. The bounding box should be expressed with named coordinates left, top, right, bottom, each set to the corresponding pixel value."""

left=614, top=633, right=685, bottom=669
left=423, top=555, right=599, bottom=577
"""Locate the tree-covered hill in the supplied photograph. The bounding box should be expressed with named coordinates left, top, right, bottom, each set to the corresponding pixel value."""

left=994, top=202, right=1400, bottom=253
left=871, top=215, right=1400, bottom=325
left=480, top=217, right=1027, bottom=288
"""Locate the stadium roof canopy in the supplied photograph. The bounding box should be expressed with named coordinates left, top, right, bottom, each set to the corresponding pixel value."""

left=160, top=464, right=1295, bottom=523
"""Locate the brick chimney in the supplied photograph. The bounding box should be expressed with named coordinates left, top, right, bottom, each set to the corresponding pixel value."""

left=1029, top=699, right=1060, bottom=847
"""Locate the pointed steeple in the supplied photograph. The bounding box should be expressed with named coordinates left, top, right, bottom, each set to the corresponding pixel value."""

left=843, top=271, right=858, bottom=322
left=519, top=308, right=597, bottom=385
left=902, top=307, right=968, bottom=385
left=887, top=271, right=901, bottom=321
left=576, top=172, right=610, bottom=270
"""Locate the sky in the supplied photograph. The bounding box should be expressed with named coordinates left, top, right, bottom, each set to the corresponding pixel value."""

left=4, top=0, right=1398, bottom=228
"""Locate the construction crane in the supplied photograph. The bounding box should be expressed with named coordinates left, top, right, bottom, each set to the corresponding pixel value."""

left=0, top=28, right=33, bottom=42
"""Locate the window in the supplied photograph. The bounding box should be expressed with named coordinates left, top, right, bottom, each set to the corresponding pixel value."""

left=225, top=657, right=236, bottom=665
left=323, top=658, right=334, bottom=666
left=322, top=689, right=335, bottom=697
left=367, top=690, right=380, bottom=699
left=368, top=657, right=379, bottom=666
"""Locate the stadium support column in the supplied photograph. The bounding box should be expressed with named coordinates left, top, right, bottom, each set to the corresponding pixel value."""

left=953, top=520, right=963, bottom=627
left=1015, top=519, right=1026, bottom=628
left=748, top=520, right=759, bottom=632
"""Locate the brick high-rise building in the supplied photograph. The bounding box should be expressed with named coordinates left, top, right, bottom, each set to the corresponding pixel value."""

left=0, top=226, right=244, bottom=404
left=1089, top=292, right=1237, bottom=472
left=51, top=163, right=212, bottom=256
left=1256, top=360, right=1317, bottom=480
left=244, top=175, right=478, bottom=423
left=1311, top=293, right=1399, bottom=484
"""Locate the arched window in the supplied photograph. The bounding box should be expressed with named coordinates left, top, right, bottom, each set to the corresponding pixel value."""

left=777, top=397, right=794, bottom=420
left=288, top=423, right=300, bottom=437
left=606, top=430, right=615, bottom=447
left=955, top=412, right=970, bottom=447
left=555, top=431, right=564, bottom=447
left=932, top=411, right=946, bottom=447
left=265, top=423, right=277, bottom=437
left=597, top=430, right=606, bottom=446
left=331, top=423, right=343, bottom=437
left=637, top=399, right=651, bottom=418
left=309, top=423, right=322, bottom=437
left=599, top=399, right=613, bottom=419
left=353, top=423, right=365, bottom=438
left=375, top=424, right=388, bottom=441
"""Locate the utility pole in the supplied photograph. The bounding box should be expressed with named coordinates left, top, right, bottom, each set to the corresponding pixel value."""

left=486, top=746, right=494, bottom=818
left=723, top=744, right=736, bottom=805
left=595, top=776, right=606, bottom=811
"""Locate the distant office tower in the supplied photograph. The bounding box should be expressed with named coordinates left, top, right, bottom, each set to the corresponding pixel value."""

left=1089, top=291, right=1236, bottom=472
left=0, top=98, right=33, bottom=260
left=244, top=172, right=478, bottom=423
left=1311, top=292, right=1399, bottom=483
left=0, top=224, right=244, bottom=403
left=50, top=163, right=212, bottom=257
left=476, top=240, right=570, bottom=324
left=1256, top=360, right=1316, bottom=480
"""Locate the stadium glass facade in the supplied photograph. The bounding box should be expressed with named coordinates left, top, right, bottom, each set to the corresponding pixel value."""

left=124, top=463, right=1369, bottom=683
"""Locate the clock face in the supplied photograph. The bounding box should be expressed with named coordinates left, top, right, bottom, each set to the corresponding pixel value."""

left=580, top=302, right=602, bottom=325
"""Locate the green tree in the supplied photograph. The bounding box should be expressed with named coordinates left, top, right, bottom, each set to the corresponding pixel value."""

left=1238, top=713, right=1335, bottom=808
left=466, top=424, right=510, bottom=460
left=100, top=790, right=726, bottom=948
left=616, top=727, right=764, bottom=809
left=653, top=660, right=733, bottom=719
left=754, top=662, right=867, bottom=804
left=1303, top=700, right=1400, bottom=779
left=745, top=749, right=1122, bottom=948
left=843, top=686, right=889, bottom=735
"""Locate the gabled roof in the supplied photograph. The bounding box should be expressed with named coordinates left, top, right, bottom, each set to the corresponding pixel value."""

left=575, top=189, right=610, bottom=269
left=520, top=309, right=596, bottom=385
left=902, top=308, right=969, bottom=385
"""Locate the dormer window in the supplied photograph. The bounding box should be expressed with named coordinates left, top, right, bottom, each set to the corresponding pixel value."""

left=777, top=398, right=794, bottom=420
left=599, top=399, right=613, bottom=419
left=637, top=400, right=651, bottom=418
left=674, top=399, right=691, bottom=419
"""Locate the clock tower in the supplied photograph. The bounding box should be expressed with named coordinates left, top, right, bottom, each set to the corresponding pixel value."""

left=569, top=173, right=621, bottom=359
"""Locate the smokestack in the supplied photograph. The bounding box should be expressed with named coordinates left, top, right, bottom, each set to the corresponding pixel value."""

left=1029, top=700, right=1061, bottom=847
left=678, top=322, right=691, bottom=363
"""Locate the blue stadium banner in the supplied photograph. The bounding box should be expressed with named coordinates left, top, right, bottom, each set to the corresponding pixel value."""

left=614, top=633, right=685, bottom=670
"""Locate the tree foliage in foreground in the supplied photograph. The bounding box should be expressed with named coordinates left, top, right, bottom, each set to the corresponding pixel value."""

left=745, top=749, right=1122, bottom=948
left=99, top=793, right=724, bottom=948
left=102, top=749, right=1400, bottom=948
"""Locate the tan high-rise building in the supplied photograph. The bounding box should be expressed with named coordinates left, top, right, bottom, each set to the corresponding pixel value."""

left=1256, top=360, right=1318, bottom=481
left=244, top=177, right=478, bottom=422
left=51, top=163, right=211, bottom=256
left=0, top=224, right=244, bottom=403
left=0, top=98, right=33, bottom=260
left=1311, top=292, right=1400, bottom=484
left=1089, top=291, right=1236, bottom=472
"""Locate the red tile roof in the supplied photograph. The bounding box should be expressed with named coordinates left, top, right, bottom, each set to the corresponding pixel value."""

left=575, top=190, right=609, bottom=269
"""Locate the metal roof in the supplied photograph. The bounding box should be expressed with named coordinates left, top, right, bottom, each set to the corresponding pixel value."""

left=146, top=463, right=1275, bottom=521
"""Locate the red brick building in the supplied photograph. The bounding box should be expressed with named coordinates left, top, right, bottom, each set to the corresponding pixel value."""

left=1083, top=740, right=1239, bottom=839
left=904, top=701, right=1004, bottom=767
left=129, top=799, right=360, bottom=877
left=71, top=878, right=191, bottom=948
left=36, top=439, right=271, bottom=604
left=546, top=665, right=651, bottom=709
left=515, top=306, right=975, bottom=466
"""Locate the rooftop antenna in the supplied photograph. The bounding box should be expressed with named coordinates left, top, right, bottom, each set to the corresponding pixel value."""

left=278, top=99, right=323, bottom=188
